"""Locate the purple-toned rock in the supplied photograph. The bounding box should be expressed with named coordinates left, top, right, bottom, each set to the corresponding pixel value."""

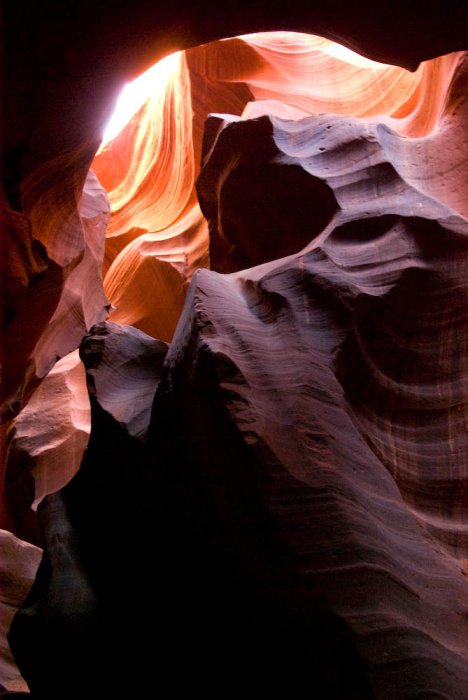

left=0, top=530, right=41, bottom=692
left=80, top=320, right=168, bottom=439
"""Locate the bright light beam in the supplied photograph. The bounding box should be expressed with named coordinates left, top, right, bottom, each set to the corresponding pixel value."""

left=101, top=51, right=181, bottom=147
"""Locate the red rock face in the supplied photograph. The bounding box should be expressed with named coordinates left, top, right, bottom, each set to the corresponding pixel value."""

left=2, top=34, right=464, bottom=425
left=2, top=6, right=468, bottom=697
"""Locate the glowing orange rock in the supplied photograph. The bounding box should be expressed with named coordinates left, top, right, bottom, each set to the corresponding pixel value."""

left=1, top=169, right=109, bottom=422
left=103, top=204, right=208, bottom=341
left=30, top=169, right=110, bottom=378
left=4, top=35, right=467, bottom=544
left=238, top=33, right=461, bottom=137
left=90, top=36, right=464, bottom=345
left=4, top=35, right=467, bottom=542
left=3, top=21, right=468, bottom=698
left=10, top=100, right=468, bottom=690
left=94, top=53, right=194, bottom=243
left=92, top=53, right=210, bottom=340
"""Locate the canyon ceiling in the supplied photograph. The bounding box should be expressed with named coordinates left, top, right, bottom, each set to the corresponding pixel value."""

left=2, top=1, right=468, bottom=697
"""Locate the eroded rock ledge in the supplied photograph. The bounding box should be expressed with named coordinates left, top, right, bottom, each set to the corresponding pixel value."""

left=8, top=112, right=468, bottom=697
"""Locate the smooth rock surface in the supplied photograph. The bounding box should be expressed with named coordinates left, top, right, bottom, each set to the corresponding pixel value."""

left=2, top=32, right=465, bottom=428
left=90, top=35, right=464, bottom=344
left=9, top=111, right=468, bottom=697
left=198, top=111, right=468, bottom=559
left=0, top=530, right=41, bottom=691
left=1, top=169, right=109, bottom=424
left=79, top=321, right=168, bottom=439
left=3, top=6, right=468, bottom=697
left=5, top=350, right=90, bottom=544
left=8, top=326, right=166, bottom=697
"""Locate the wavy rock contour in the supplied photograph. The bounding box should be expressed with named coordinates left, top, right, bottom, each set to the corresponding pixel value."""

left=2, top=23, right=468, bottom=698
left=8, top=110, right=468, bottom=697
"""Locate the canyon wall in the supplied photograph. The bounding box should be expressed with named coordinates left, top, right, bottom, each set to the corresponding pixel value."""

left=2, top=3, right=468, bottom=696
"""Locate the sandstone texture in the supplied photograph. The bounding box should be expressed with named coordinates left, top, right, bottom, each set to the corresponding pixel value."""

left=79, top=321, right=168, bottom=439
left=0, top=531, right=41, bottom=693
left=5, top=350, right=90, bottom=544
left=2, top=3, right=468, bottom=696
left=9, top=105, right=468, bottom=700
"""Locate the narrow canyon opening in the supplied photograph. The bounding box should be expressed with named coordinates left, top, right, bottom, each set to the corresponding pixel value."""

left=91, top=31, right=460, bottom=343
left=3, top=19, right=468, bottom=696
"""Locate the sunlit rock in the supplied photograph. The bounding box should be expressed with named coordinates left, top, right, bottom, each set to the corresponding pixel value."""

left=9, top=101, right=468, bottom=696
left=1, top=169, right=109, bottom=423
left=80, top=321, right=168, bottom=439
left=89, top=36, right=465, bottom=343
left=5, top=350, right=90, bottom=542
left=3, top=13, right=468, bottom=697
left=103, top=204, right=208, bottom=341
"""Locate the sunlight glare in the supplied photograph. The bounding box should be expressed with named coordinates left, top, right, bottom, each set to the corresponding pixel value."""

left=101, top=51, right=181, bottom=147
left=321, top=42, right=389, bottom=70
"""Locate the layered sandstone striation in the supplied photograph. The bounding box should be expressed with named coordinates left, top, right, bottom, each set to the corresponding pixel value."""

left=5, top=350, right=90, bottom=544
left=1, top=170, right=110, bottom=423
left=196, top=111, right=468, bottom=562
left=90, top=35, right=463, bottom=344
left=3, top=33, right=463, bottom=426
left=9, top=101, right=468, bottom=698
left=79, top=321, right=168, bottom=439
left=2, top=13, right=468, bottom=697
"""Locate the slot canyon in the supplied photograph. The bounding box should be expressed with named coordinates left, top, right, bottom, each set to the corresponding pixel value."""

left=2, top=1, right=468, bottom=696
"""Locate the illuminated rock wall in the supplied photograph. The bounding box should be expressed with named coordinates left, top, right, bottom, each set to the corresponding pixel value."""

left=3, top=34, right=465, bottom=425
left=2, top=8, right=468, bottom=696
left=92, top=35, right=463, bottom=339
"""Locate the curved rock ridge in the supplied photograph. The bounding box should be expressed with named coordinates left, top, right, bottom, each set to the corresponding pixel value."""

left=3, top=7, right=468, bottom=694
left=94, top=52, right=194, bottom=241
left=9, top=226, right=468, bottom=695
left=1, top=169, right=110, bottom=424
left=91, top=36, right=464, bottom=347
left=197, top=111, right=468, bottom=560
left=79, top=321, right=168, bottom=439
left=3, top=322, right=167, bottom=549
left=7, top=324, right=169, bottom=697
left=30, top=169, right=111, bottom=379
left=103, top=204, right=209, bottom=341
left=5, top=350, right=90, bottom=542
left=153, top=255, right=468, bottom=696
left=9, top=31, right=458, bottom=535
left=8, top=107, right=468, bottom=696
left=2, top=34, right=465, bottom=429
left=209, top=33, right=462, bottom=137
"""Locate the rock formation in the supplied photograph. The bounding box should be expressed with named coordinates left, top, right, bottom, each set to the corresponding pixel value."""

left=8, top=90, right=468, bottom=700
left=79, top=321, right=168, bottom=439
left=0, top=531, right=41, bottom=693
left=196, top=111, right=468, bottom=562
left=1, top=170, right=110, bottom=423
left=3, top=32, right=464, bottom=428
left=8, top=323, right=167, bottom=697
left=2, top=2, right=468, bottom=696
left=5, top=350, right=90, bottom=545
